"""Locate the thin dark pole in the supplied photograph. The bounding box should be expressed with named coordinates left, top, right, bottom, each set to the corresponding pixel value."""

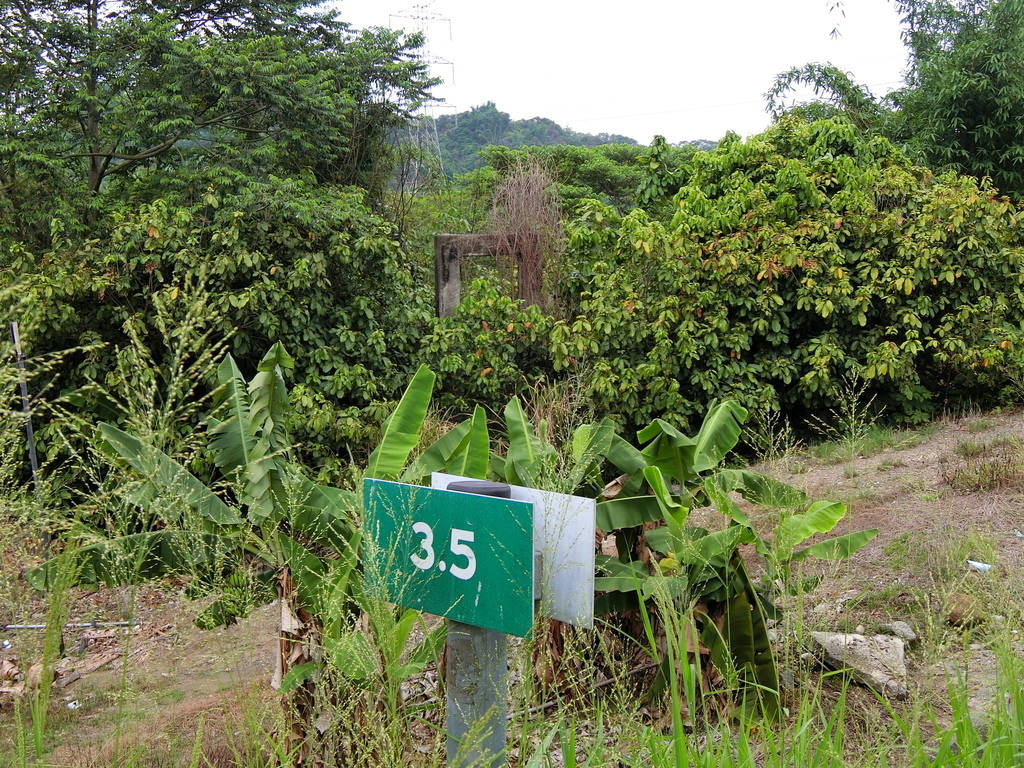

left=10, top=321, right=45, bottom=551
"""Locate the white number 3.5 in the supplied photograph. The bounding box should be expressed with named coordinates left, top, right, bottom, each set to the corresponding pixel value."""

left=410, top=522, right=477, bottom=581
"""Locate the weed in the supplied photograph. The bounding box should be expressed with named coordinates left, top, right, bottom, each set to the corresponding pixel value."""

left=967, top=417, right=995, bottom=433
left=943, top=435, right=1024, bottom=492
left=749, top=406, right=802, bottom=466
left=808, top=374, right=881, bottom=462
left=876, top=457, right=907, bottom=471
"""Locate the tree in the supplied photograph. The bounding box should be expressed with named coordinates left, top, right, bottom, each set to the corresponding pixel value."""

left=0, top=0, right=435, bottom=241
left=1, top=1, right=439, bottom=472
left=893, top=0, right=1024, bottom=198
left=766, top=0, right=1024, bottom=199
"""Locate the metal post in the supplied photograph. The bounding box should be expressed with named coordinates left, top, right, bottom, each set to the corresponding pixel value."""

left=10, top=322, right=44, bottom=552
left=10, top=323, right=39, bottom=487
left=445, top=480, right=511, bottom=768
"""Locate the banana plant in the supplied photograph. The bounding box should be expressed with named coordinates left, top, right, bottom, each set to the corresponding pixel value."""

left=592, top=400, right=876, bottom=719
left=26, top=349, right=465, bottom=762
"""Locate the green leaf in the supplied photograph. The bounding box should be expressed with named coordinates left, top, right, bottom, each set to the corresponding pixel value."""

left=716, top=469, right=808, bottom=508
left=241, top=343, right=294, bottom=521
left=637, top=420, right=697, bottom=486
left=248, top=342, right=293, bottom=452
left=594, top=575, right=648, bottom=593
left=279, top=661, right=321, bottom=694
left=365, top=365, right=436, bottom=480
left=447, top=406, right=490, bottom=479
left=596, top=495, right=664, bottom=530
left=325, top=633, right=380, bottom=681
left=503, top=397, right=555, bottom=488
left=288, top=474, right=356, bottom=551
left=776, top=500, right=848, bottom=561
left=99, top=423, right=241, bottom=525
left=602, top=433, right=648, bottom=476
left=566, top=419, right=616, bottom=491
left=692, top=400, right=747, bottom=473
left=699, top=558, right=780, bottom=721
left=277, top=536, right=327, bottom=615
left=396, top=622, right=447, bottom=679
left=642, top=465, right=688, bottom=527
left=405, top=411, right=473, bottom=482
left=594, top=589, right=640, bottom=616
left=791, top=529, right=878, bottom=561
left=595, top=555, right=649, bottom=578
left=209, top=355, right=255, bottom=480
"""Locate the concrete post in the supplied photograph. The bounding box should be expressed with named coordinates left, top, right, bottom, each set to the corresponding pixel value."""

left=445, top=480, right=511, bottom=768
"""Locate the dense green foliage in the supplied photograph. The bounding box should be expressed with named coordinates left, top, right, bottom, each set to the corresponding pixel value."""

left=0, top=0, right=434, bottom=240
left=769, top=0, right=1024, bottom=199
left=421, top=119, right=1024, bottom=433
left=1, top=0, right=438, bottom=474
left=893, top=0, right=1024, bottom=198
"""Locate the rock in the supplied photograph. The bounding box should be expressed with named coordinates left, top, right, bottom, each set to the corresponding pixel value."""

left=946, top=592, right=986, bottom=627
left=809, top=632, right=908, bottom=698
left=881, top=621, right=918, bottom=644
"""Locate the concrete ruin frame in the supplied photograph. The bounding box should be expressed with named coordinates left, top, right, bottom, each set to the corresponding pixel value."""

left=433, top=233, right=542, bottom=317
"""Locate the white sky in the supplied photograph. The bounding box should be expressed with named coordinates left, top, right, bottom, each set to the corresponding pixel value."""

left=332, top=0, right=910, bottom=144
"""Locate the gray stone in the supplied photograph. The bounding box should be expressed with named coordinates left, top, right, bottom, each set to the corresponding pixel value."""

left=810, top=632, right=908, bottom=699
left=880, top=620, right=918, bottom=644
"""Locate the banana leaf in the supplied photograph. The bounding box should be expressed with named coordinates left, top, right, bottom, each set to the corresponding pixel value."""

left=276, top=534, right=328, bottom=616
left=208, top=355, right=256, bottom=480
left=791, top=528, right=878, bottom=561
left=279, top=661, right=323, bottom=692
left=692, top=400, right=748, bottom=473
left=595, top=555, right=649, bottom=578
left=444, top=406, right=490, bottom=479
left=594, top=589, right=641, bottom=616
left=288, top=474, right=356, bottom=552
left=99, top=423, right=241, bottom=525
left=504, top=397, right=556, bottom=487
left=699, top=557, right=780, bottom=721
left=247, top=342, right=294, bottom=454
left=775, top=500, right=848, bottom=561
left=601, top=433, right=648, bottom=497
left=325, top=633, right=379, bottom=681
left=715, top=468, right=807, bottom=509
left=396, top=622, right=447, bottom=679
left=567, top=419, right=616, bottom=492
left=26, top=531, right=237, bottom=590
left=405, top=405, right=489, bottom=482
left=646, top=525, right=754, bottom=565
left=365, top=365, right=436, bottom=480
left=596, top=494, right=664, bottom=530
left=637, top=420, right=697, bottom=485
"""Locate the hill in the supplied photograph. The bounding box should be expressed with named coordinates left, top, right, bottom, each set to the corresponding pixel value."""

left=429, top=102, right=713, bottom=175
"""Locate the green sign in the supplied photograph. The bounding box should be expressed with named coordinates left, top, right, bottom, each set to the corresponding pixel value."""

left=363, top=479, right=535, bottom=637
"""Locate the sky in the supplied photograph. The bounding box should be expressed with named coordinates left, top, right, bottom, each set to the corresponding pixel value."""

left=332, top=0, right=910, bottom=144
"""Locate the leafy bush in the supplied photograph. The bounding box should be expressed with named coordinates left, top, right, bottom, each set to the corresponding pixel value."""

left=426, top=118, right=1024, bottom=436
left=7, top=179, right=434, bottom=473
